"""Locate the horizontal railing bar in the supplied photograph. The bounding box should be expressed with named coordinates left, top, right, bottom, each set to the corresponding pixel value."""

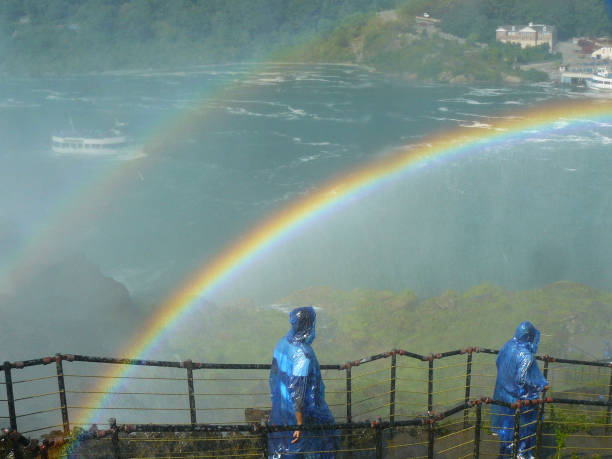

left=340, top=351, right=393, bottom=369
left=65, top=355, right=341, bottom=370
left=438, top=402, right=470, bottom=418
left=65, top=355, right=272, bottom=369
left=6, top=358, right=56, bottom=369
left=474, top=348, right=499, bottom=355
left=395, top=349, right=425, bottom=360
left=118, top=404, right=474, bottom=435
left=535, top=356, right=611, bottom=367
left=122, top=418, right=423, bottom=433
left=3, top=350, right=610, bottom=371
left=67, top=355, right=184, bottom=367
left=437, top=349, right=464, bottom=358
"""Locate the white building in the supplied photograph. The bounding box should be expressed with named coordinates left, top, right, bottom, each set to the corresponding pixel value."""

left=592, top=47, right=612, bottom=60
left=496, top=23, right=556, bottom=51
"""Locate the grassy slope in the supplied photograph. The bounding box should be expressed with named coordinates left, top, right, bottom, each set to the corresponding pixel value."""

left=193, top=282, right=611, bottom=364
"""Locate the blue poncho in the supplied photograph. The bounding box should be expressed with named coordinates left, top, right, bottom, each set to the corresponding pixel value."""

left=268, top=307, right=338, bottom=458
left=491, top=321, right=548, bottom=458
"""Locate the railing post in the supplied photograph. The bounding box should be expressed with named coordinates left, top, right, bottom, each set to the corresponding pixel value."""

left=473, top=403, right=481, bottom=459
left=184, top=360, right=197, bottom=427
left=3, top=362, right=17, bottom=431
left=390, top=351, right=396, bottom=426
left=535, top=358, right=549, bottom=457
left=346, top=364, right=353, bottom=459
left=464, top=351, right=473, bottom=428
left=512, top=405, right=520, bottom=459
left=605, top=366, right=612, bottom=435
left=55, top=354, right=70, bottom=436
left=109, top=417, right=120, bottom=459
left=427, top=357, right=434, bottom=459
left=427, top=420, right=435, bottom=459
left=427, top=358, right=434, bottom=413
left=345, top=364, right=352, bottom=423
left=259, top=423, right=268, bottom=458
left=375, top=422, right=383, bottom=459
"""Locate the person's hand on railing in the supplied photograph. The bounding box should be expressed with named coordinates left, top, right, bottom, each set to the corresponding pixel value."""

left=291, top=410, right=303, bottom=444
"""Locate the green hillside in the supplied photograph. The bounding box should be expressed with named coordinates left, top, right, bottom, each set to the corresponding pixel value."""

left=285, top=5, right=559, bottom=83
left=1, top=0, right=610, bottom=78
left=187, top=281, right=611, bottom=364
left=0, top=0, right=402, bottom=75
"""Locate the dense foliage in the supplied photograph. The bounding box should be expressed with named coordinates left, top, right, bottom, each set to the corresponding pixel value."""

left=438, top=0, right=612, bottom=42
left=1, top=0, right=610, bottom=76
left=0, top=0, right=402, bottom=74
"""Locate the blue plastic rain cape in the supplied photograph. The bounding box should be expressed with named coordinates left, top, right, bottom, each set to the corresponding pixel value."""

left=268, top=307, right=338, bottom=458
left=491, top=321, right=548, bottom=458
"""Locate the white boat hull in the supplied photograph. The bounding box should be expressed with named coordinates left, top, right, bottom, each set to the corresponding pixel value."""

left=52, top=146, right=126, bottom=155
left=51, top=134, right=129, bottom=155
left=587, top=73, right=612, bottom=90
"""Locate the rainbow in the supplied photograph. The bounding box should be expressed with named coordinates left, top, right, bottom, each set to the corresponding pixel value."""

left=64, top=98, right=612, bottom=444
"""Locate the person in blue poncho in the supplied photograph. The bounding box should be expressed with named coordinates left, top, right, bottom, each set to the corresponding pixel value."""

left=491, top=321, right=549, bottom=459
left=268, top=306, right=338, bottom=458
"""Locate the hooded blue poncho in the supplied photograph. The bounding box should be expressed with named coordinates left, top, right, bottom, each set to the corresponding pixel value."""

left=491, top=321, right=548, bottom=458
left=268, top=306, right=338, bottom=458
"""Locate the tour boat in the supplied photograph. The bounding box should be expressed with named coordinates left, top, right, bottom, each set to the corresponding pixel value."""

left=51, top=129, right=128, bottom=155
left=587, top=68, right=612, bottom=91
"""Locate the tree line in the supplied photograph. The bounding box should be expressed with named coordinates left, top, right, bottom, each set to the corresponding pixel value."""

left=0, top=0, right=402, bottom=74
left=0, top=0, right=610, bottom=75
left=434, top=0, right=612, bottom=43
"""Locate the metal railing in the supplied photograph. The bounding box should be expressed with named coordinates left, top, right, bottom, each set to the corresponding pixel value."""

left=0, top=348, right=610, bottom=458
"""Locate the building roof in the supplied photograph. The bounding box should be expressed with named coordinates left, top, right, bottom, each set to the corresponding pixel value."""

left=497, top=24, right=556, bottom=34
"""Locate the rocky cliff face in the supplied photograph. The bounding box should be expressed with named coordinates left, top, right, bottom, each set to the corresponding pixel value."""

left=0, top=253, right=134, bottom=360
